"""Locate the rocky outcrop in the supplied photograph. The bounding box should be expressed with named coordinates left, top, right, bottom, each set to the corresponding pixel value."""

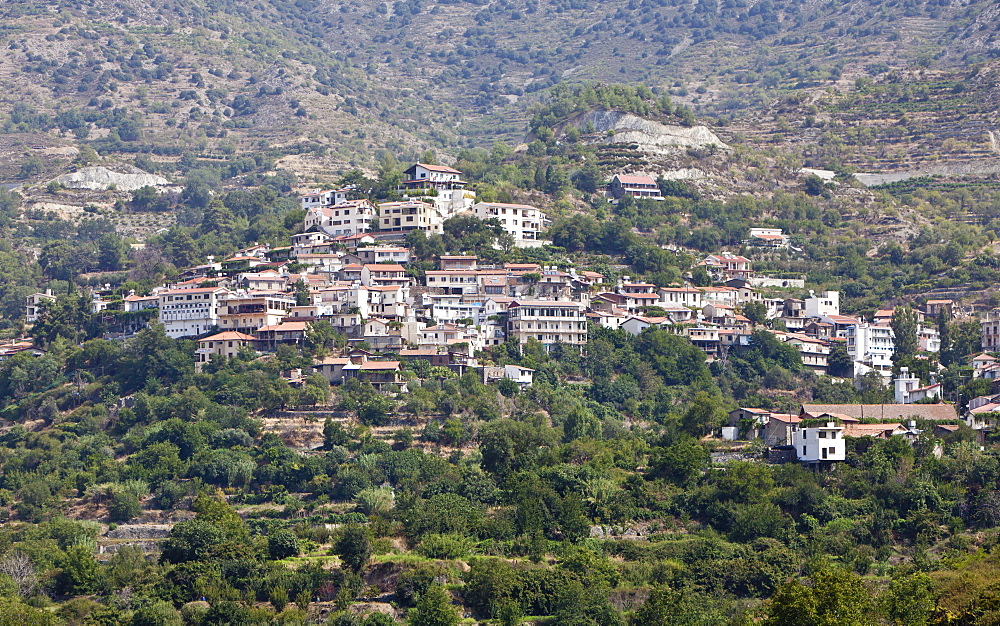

left=51, top=166, right=169, bottom=192
left=855, top=158, right=1000, bottom=187
left=105, top=524, right=172, bottom=539
left=564, top=110, right=730, bottom=154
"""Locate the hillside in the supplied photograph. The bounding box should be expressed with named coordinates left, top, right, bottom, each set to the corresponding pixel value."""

left=0, top=0, right=999, bottom=184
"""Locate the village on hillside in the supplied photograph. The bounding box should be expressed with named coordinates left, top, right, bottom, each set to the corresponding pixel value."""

left=8, top=163, right=1000, bottom=467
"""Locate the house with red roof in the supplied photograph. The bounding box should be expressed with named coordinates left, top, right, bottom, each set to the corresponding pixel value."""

left=607, top=174, right=664, bottom=201
left=196, top=331, right=256, bottom=372
left=698, top=253, right=752, bottom=281
left=399, top=163, right=476, bottom=216
left=748, top=227, right=790, bottom=248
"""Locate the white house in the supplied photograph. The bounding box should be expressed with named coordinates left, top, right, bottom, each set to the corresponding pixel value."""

left=793, top=421, right=846, bottom=463
left=303, top=200, right=377, bottom=237
left=484, top=364, right=535, bottom=388
left=918, top=325, right=941, bottom=352
left=299, top=187, right=351, bottom=211
left=894, top=367, right=942, bottom=404
left=399, top=163, right=476, bottom=216
left=846, top=323, right=895, bottom=378
left=472, top=202, right=548, bottom=247
left=748, top=227, right=790, bottom=248
left=804, top=290, right=840, bottom=318
left=659, top=286, right=703, bottom=309
left=377, top=200, right=443, bottom=234
left=157, top=287, right=230, bottom=338
left=621, top=315, right=672, bottom=336
left=25, top=290, right=57, bottom=323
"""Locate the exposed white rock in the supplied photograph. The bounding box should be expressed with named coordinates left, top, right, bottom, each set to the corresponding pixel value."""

left=800, top=168, right=836, bottom=181
left=565, top=111, right=730, bottom=154
left=51, top=166, right=169, bottom=192
left=660, top=168, right=707, bottom=180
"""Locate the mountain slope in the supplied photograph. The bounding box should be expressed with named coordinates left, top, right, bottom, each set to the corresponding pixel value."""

left=0, top=0, right=998, bottom=181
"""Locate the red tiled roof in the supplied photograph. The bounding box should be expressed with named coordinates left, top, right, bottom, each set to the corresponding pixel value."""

left=413, top=162, right=462, bottom=174
left=201, top=331, right=255, bottom=342
left=614, top=174, right=657, bottom=185
left=360, top=361, right=401, bottom=370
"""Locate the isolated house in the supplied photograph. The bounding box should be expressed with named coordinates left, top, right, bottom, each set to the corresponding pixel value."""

left=607, top=174, right=664, bottom=200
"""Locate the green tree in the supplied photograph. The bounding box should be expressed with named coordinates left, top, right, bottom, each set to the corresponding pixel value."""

left=323, top=418, right=349, bottom=449
left=182, top=168, right=221, bottom=209
left=130, top=601, right=183, bottom=626
left=649, top=438, right=709, bottom=485
left=879, top=573, right=934, bottom=625
left=334, top=524, right=371, bottom=572
left=763, top=567, right=876, bottom=626
left=358, top=394, right=394, bottom=426
left=827, top=343, right=854, bottom=377
left=294, top=278, right=311, bottom=306
left=408, top=584, right=459, bottom=626
left=268, top=529, right=301, bottom=560
left=681, top=392, right=726, bottom=437
left=97, top=232, right=130, bottom=271
left=891, top=306, right=919, bottom=364
left=57, top=546, right=103, bottom=595
left=743, top=300, right=767, bottom=325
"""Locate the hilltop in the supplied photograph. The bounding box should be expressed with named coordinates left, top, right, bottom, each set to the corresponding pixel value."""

left=0, top=0, right=998, bottom=182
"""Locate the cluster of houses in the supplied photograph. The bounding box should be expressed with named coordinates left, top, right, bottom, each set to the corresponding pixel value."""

left=15, top=163, right=1000, bottom=449
left=17, top=155, right=959, bottom=394
left=727, top=396, right=962, bottom=466
left=299, top=163, right=547, bottom=247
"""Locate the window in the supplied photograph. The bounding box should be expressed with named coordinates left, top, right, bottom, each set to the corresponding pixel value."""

left=802, top=446, right=807, bottom=456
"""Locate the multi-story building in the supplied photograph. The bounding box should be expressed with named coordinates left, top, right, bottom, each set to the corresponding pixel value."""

left=195, top=331, right=255, bottom=372
left=698, top=253, right=752, bottom=281
left=399, top=163, right=476, bottom=216
left=687, top=325, right=722, bottom=357
left=805, top=290, right=840, bottom=318
left=918, top=325, right=941, bottom=352
left=846, top=323, right=895, bottom=378
left=472, top=202, right=548, bottom=247
left=215, top=293, right=295, bottom=333
left=506, top=300, right=587, bottom=347
left=781, top=333, right=830, bottom=374
left=982, top=309, right=1000, bottom=351
left=607, top=174, right=664, bottom=201
left=362, top=264, right=410, bottom=288
left=299, top=188, right=351, bottom=211
left=893, top=367, right=942, bottom=404
left=302, top=200, right=377, bottom=237
left=25, top=290, right=57, bottom=323
left=659, top=286, right=703, bottom=309
left=377, top=200, right=442, bottom=233
left=425, top=270, right=481, bottom=295
left=255, top=321, right=309, bottom=351
left=793, top=421, right=846, bottom=464
left=157, top=287, right=229, bottom=338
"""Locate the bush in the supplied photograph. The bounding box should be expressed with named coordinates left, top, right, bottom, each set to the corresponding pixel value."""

left=415, top=534, right=474, bottom=560
left=268, top=529, right=301, bottom=559
left=109, top=490, right=142, bottom=522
